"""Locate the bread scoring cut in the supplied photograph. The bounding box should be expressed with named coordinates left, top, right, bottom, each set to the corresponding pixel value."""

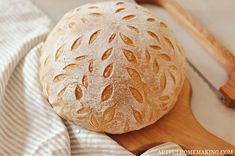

left=40, top=1, right=185, bottom=134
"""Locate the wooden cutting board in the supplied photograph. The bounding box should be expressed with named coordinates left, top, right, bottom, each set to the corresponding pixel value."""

left=109, top=79, right=235, bottom=156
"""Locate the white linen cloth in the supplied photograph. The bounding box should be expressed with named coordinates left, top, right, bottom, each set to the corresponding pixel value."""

left=0, top=0, right=186, bottom=155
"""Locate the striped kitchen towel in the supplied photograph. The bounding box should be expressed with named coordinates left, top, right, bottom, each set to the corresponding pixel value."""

left=0, top=0, right=186, bottom=155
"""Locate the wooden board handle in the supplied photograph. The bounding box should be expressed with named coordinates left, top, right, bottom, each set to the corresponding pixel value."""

left=155, top=0, right=235, bottom=73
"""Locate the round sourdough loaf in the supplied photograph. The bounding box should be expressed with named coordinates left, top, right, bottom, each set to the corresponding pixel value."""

left=40, top=1, right=185, bottom=134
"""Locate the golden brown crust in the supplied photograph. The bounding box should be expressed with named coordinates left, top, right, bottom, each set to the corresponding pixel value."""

left=40, top=1, right=185, bottom=134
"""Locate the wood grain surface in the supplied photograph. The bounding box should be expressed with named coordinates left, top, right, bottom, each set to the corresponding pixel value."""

left=109, top=79, right=235, bottom=156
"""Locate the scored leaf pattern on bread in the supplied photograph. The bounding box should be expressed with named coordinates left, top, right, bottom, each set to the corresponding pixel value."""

left=127, top=25, right=139, bottom=33
left=102, top=48, right=113, bottom=61
left=103, top=104, right=116, bottom=123
left=39, top=1, right=185, bottom=134
left=122, top=15, right=136, bottom=21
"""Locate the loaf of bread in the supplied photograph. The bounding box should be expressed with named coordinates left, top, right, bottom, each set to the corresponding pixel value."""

left=40, top=1, right=185, bottom=134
